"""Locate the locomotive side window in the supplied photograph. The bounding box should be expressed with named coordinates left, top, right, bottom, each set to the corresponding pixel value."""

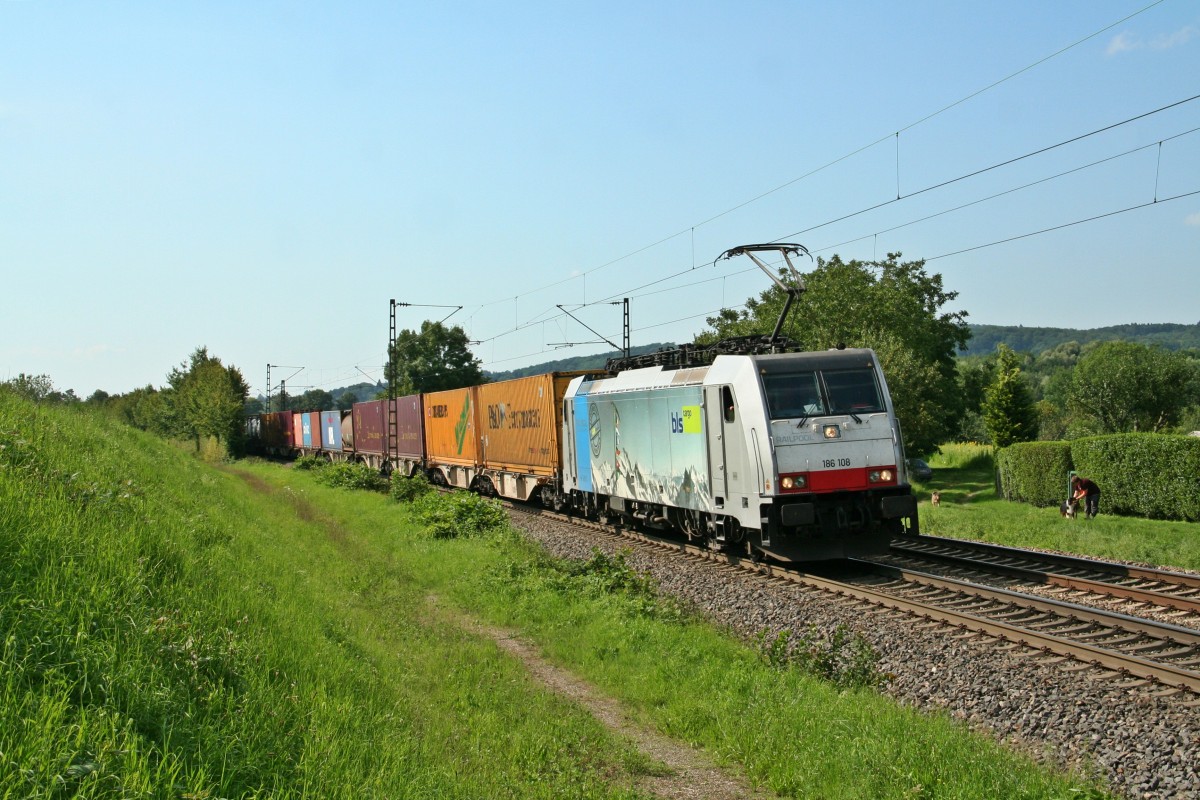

left=761, top=371, right=825, bottom=420
left=722, top=386, right=736, bottom=423
left=823, top=369, right=884, bottom=413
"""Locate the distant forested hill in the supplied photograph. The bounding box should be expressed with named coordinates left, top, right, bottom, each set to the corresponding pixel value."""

left=962, top=323, right=1200, bottom=355
left=485, top=342, right=674, bottom=381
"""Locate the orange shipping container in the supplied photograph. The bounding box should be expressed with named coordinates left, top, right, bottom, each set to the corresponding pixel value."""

left=423, top=386, right=480, bottom=467
left=477, top=373, right=580, bottom=475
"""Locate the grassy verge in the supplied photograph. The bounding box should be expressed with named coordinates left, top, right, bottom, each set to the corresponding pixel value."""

left=1, top=396, right=1111, bottom=798
left=0, top=392, right=651, bottom=798
left=916, top=443, right=1200, bottom=572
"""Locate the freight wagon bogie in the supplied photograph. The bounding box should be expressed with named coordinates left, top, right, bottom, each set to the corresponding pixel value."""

left=473, top=469, right=558, bottom=505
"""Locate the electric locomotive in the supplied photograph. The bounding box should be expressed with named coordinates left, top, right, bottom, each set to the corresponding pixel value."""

left=560, top=345, right=917, bottom=561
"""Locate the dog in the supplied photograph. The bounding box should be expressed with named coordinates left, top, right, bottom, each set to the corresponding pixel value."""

left=1059, top=498, right=1077, bottom=519
left=930, top=491, right=941, bottom=507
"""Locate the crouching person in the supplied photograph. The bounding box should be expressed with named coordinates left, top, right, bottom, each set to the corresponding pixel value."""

left=1071, top=476, right=1101, bottom=520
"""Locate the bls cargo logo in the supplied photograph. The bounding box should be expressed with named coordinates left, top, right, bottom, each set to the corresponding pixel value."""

left=670, top=406, right=702, bottom=434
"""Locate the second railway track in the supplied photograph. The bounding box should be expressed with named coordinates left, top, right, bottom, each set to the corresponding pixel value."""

left=512, top=503, right=1200, bottom=698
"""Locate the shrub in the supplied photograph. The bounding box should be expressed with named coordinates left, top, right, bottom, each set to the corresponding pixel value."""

left=293, top=454, right=324, bottom=471
left=412, top=490, right=507, bottom=539
left=489, top=547, right=682, bottom=622
left=312, top=461, right=388, bottom=492
left=996, top=441, right=1073, bottom=507
left=755, top=625, right=884, bottom=690
left=390, top=471, right=433, bottom=503
left=997, top=434, right=1200, bottom=520
left=1071, top=434, right=1200, bottom=521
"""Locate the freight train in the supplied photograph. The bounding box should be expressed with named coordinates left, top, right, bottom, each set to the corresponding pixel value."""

left=248, top=243, right=920, bottom=561
left=248, top=345, right=918, bottom=562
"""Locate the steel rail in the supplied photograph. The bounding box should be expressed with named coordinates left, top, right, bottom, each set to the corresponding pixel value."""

left=886, top=540, right=1200, bottom=616
left=850, top=561, right=1200, bottom=646
left=508, top=506, right=1200, bottom=694
left=782, top=562, right=1200, bottom=694
left=893, top=535, right=1200, bottom=591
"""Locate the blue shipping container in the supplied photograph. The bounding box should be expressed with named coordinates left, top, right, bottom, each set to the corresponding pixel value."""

left=321, top=410, right=344, bottom=451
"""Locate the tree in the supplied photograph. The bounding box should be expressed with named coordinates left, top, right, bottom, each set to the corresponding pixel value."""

left=2, top=373, right=77, bottom=403
left=3, top=373, right=56, bottom=402
left=1067, top=341, right=1197, bottom=435
left=85, top=389, right=111, bottom=406
left=982, top=344, right=1038, bottom=449
left=867, top=332, right=963, bottom=456
left=289, top=389, right=334, bottom=412
left=164, top=347, right=251, bottom=454
left=699, top=253, right=970, bottom=456
left=385, top=321, right=485, bottom=395
left=110, top=385, right=169, bottom=434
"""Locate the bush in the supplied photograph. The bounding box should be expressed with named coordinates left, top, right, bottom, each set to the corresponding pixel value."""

left=996, top=441, right=1073, bottom=507
left=489, top=547, right=683, bottom=623
left=390, top=471, right=433, bottom=503
left=412, top=490, right=507, bottom=539
left=996, top=434, right=1200, bottom=520
left=1071, top=434, right=1200, bottom=521
left=756, top=625, right=884, bottom=690
left=294, top=454, right=324, bottom=471
left=312, top=461, right=388, bottom=492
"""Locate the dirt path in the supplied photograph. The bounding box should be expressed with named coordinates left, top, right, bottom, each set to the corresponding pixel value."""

left=428, top=596, right=769, bottom=800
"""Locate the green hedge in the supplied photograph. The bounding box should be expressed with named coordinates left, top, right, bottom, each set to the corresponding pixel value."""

left=1070, top=434, right=1200, bottom=521
left=996, top=442, right=1073, bottom=508
left=997, top=434, right=1200, bottom=521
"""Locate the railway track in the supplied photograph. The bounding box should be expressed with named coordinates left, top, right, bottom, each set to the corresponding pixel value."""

left=510, top=505, right=1200, bottom=699
left=887, top=534, right=1200, bottom=618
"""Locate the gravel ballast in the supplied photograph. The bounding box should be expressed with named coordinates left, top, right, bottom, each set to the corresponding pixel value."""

left=510, top=513, right=1200, bottom=800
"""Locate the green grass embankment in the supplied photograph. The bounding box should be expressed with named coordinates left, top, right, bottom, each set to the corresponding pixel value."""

left=1, top=394, right=1112, bottom=798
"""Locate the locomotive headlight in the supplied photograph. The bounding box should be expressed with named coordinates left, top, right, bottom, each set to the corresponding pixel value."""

left=868, top=469, right=896, bottom=484
left=823, top=425, right=841, bottom=439
left=780, top=474, right=807, bottom=492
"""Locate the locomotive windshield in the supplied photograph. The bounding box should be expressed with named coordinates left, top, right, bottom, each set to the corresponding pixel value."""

left=823, top=369, right=884, bottom=414
left=761, top=367, right=884, bottom=420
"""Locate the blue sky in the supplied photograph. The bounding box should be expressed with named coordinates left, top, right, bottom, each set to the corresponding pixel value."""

left=2, top=0, right=1198, bottom=397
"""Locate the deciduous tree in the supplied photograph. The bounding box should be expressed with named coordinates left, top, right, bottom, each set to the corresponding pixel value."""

left=699, top=253, right=969, bottom=456
left=166, top=347, right=251, bottom=454
left=1067, top=341, right=1196, bottom=435
left=385, top=321, right=485, bottom=395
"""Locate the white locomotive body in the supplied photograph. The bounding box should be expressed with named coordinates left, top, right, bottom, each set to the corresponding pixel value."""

left=561, top=348, right=917, bottom=561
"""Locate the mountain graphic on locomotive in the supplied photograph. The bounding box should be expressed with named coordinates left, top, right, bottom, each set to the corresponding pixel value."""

left=247, top=244, right=919, bottom=561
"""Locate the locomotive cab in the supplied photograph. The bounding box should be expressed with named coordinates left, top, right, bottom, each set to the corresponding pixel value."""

left=750, top=350, right=918, bottom=560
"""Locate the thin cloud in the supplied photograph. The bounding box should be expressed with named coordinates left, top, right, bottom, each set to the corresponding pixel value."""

left=1185, top=212, right=1200, bottom=227
left=1106, top=31, right=1141, bottom=55
left=1151, top=24, right=1198, bottom=50
left=1108, top=24, right=1198, bottom=55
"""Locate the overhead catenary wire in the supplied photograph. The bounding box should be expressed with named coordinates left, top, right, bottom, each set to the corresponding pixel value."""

left=464, top=1, right=1170, bottom=322
left=473, top=105, right=1199, bottom=358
